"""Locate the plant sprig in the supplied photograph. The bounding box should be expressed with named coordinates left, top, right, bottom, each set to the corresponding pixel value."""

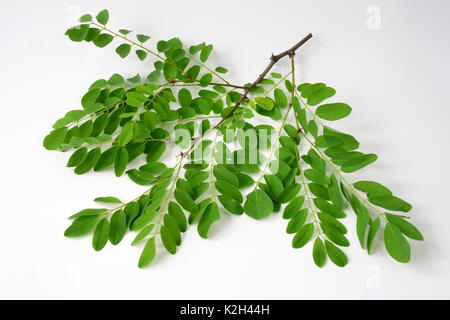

left=44, top=9, right=423, bottom=268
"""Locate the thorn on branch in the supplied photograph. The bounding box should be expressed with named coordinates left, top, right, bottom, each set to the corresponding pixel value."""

left=294, top=128, right=303, bottom=143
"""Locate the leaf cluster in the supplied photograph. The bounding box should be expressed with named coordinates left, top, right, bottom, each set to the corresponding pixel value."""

left=44, top=9, right=423, bottom=268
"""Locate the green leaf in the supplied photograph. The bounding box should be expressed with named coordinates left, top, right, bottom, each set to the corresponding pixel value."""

left=330, top=151, right=363, bottom=166
left=316, top=103, right=352, bottom=121
left=317, top=212, right=347, bottom=234
left=328, top=175, right=344, bottom=210
left=218, top=195, right=243, bottom=215
left=279, top=136, right=297, bottom=155
left=283, top=196, right=305, bottom=219
left=136, top=34, right=150, bottom=43
left=215, top=181, right=243, bottom=203
left=341, top=154, right=377, bottom=173
left=367, top=217, right=380, bottom=254
left=313, top=237, right=326, bottom=267
left=274, top=88, right=288, bottom=108
left=79, top=14, right=92, bottom=23
left=93, top=33, right=114, bottom=48
left=286, top=209, right=308, bottom=234
left=67, top=147, right=88, bottom=167
left=74, top=147, right=101, bottom=174
left=109, top=210, right=127, bottom=245
left=77, top=120, right=93, bottom=138
left=278, top=184, right=301, bottom=203
left=66, top=110, right=88, bottom=122
left=384, top=223, right=411, bottom=263
left=114, top=146, right=128, bottom=177
left=130, top=208, right=158, bottom=231
left=297, top=109, right=308, bottom=135
left=325, top=240, right=348, bottom=267
left=146, top=142, right=166, bottom=162
left=178, top=88, right=192, bottom=108
left=138, top=237, right=156, bottom=268
left=136, top=49, right=147, bottom=60
left=198, top=202, right=220, bottom=239
left=356, top=206, right=370, bottom=248
left=171, top=48, right=185, bottom=61
left=200, top=44, right=213, bottom=62
left=124, top=202, right=140, bottom=228
left=92, top=218, right=109, bottom=251
left=386, top=214, right=423, bottom=240
left=119, top=29, right=131, bottom=35
left=160, top=226, right=176, bottom=254
left=299, top=83, right=325, bottom=98
left=164, top=214, right=181, bottom=246
left=215, top=67, right=228, bottom=73
left=292, top=223, right=314, bottom=248
left=304, top=169, right=330, bottom=185
left=284, top=124, right=298, bottom=142
left=94, top=146, right=118, bottom=171
left=96, top=9, right=109, bottom=25
left=94, top=196, right=122, bottom=204
left=69, top=208, right=107, bottom=219
left=199, top=73, right=212, bottom=87
left=131, top=224, right=154, bottom=245
left=127, top=91, right=147, bottom=103
left=321, top=224, right=349, bottom=247
left=244, top=189, right=273, bottom=220
left=214, top=165, right=239, bottom=187
left=168, top=201, right=187, bottom=233
left=264, top=174, right=284, bottom=200
left=285, top=80, right=292, bottom=92
left=157, top=40, right=170, bottom=52
left=309, top=184, right=329, bottom=200
left=189, top=43, right=204, bottom=55
left=108, top=73, right=125, bottom=85
left=307, top=86, right=336, bottom=106
left=52, top=117, right=72, bottom=129
left=255, top=97, right=274, bottom=111
left=64, top=215, right=100, bottom=237
left=66, top=25, right=89, bottom=42
left=308, top=120, right=319, bottom=137
left=313, top=198, right=346, bottom=219
left=354, top=181, right=392, bottom=198
left=323, top=126, right=359, bottom=150
left=163, top=62, right=177, bottom=80
left=84, top=28, right=100, bottom=42
left=115, top=44, right=131, bottom=58
left=369, top=196, right=412, bottom=212
left=119, top=112, right=136, bottom=119
left=118, top=121, right=135, bottom=146
left=147, top=71, right=160, bottom=82
left=43, top=127, right=67, bottom=150
left=174, top=189, right=198, bottom=213
left=315, top=135, right=342, bottom=148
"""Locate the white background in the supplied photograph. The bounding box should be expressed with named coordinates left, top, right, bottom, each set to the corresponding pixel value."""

left=1, top=0, right=449, bottom=299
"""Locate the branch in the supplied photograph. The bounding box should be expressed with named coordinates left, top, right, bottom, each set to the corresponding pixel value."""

left=214, top=33, right=313, bottom=129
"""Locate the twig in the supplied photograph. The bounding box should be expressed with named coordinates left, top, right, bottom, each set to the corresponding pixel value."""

left=213, top=33, right=313, bottom=129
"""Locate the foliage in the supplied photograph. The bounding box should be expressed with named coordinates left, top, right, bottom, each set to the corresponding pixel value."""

left=44, top=9, right=423, bottom=268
